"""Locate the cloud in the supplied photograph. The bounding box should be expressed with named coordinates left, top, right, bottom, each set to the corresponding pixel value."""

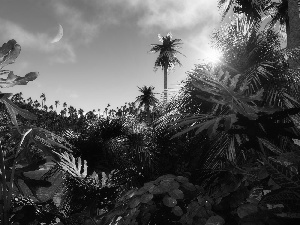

left=54, top=86, right=79, bottom=99
left=0, top=17, right=75, bottom=63
left=50, top=1, right=102, bottom=44
left=103, top=0, right=221, bottom=31
left=69, top=93, right=79, bottom=99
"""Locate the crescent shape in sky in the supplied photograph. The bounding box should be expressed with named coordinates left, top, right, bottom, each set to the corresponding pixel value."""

left=51, top=24, right=63, bottom=43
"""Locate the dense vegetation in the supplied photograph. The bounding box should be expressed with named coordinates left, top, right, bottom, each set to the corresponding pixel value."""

left=1, top=1, right=300, bottom=225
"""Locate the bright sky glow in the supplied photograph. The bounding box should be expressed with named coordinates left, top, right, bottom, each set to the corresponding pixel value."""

left=205, top=48, right=223, bottom=64
left=0, top=0, right=221, bottom=114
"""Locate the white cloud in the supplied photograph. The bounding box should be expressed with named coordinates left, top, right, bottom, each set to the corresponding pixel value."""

left=103, top=0, right=221, bottom=31
left=0, top=18, right=75, bottom=63
left=51, top=1, right=101, bottom=44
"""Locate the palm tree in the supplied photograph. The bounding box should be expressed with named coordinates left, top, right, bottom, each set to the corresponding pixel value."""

left=49, top=105, right=54, bottom=111
left=218, top=0, right=269, bottom=23
left=218, top=0, right=300, bottom=68
left=63, top=102, right=67, bottom=108
left=264, top=0, right=300, bottom=45
left=135, top=86, right=158, bottom=124
left=265, top=0, right=300, bottom=68
left=149, top=32, right=185, bottom=102
left=33, top=100, right=41, bottom=109
left=55, top=100, right=60, bottom=109
left=78, top=108, right=84, bottom=117
left=40, top=93, right=46, bottom=108
left=26, top=97, right=33, bottom=106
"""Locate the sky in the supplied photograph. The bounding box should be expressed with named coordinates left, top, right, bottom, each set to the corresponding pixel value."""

left=0, top=0, right=222, bottom=114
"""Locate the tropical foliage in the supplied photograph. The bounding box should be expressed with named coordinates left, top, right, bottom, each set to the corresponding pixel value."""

left=2, top=1, right=300, bottom=224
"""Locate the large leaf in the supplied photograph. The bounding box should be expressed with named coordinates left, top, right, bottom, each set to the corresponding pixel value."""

left=264, top=157, right=300, bottom=189
left=163, top=196, right=177, bottom=207
left=0, top=71, right=38, bottom=88
left=0, top=39, right=20, bottom=69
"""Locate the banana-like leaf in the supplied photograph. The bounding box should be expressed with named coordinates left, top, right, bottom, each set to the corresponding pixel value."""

left=264, top=157, right=300, bottom=189
left=0, top=39, right=20, bottom=69
left=54, top=151, right=88, bottom=178
left=0, top=71, right=38, bottom=88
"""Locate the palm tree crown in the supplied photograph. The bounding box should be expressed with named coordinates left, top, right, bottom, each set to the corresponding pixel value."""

left=135, top=86, right=158, bottom=124
left=149, top=32, right=184, bottom=102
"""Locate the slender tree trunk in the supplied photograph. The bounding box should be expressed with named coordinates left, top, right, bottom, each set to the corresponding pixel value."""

left=287, top=0, right=300, bottom=69
left=163, top=61, right=168, bottom=103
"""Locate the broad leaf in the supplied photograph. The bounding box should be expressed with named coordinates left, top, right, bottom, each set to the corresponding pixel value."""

left=172, top=205, right=183, bottom=216
left=205, top=215, right=225, bottom=225
left=0, top=71, right=38, bottom=88
left=237, top=203, right=258, bottom=218
left=163, top=196, right=177, bottom=207
left=168, top=189, right=184, bottom=199
left=0, top=39, right=20, bottom=69
left=140, top=193, right=153, bottom=203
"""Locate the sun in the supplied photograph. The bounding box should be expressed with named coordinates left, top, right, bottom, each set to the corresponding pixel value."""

left=205, top=48, right=223, bottom=64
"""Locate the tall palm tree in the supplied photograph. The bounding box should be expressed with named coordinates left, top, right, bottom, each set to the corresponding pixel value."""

left=55, top=100, right=60, bottom=109
left=40, top=93, right=46, bottom=108
left=149, top=32, right=185, bottom=102
left=135, top=86, right=158, bottom=124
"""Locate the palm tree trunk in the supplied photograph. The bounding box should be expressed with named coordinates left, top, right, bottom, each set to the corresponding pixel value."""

left=164, top=61, right=168, bottom=103
left=287, top=0, right=300, bottom=69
